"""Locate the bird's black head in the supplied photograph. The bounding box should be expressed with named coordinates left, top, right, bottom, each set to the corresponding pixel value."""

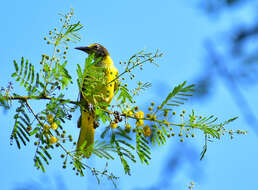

left=75, top=43, right=109, bottom=57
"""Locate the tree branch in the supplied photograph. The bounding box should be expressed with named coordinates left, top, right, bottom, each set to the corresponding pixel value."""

left=5, top=95, right=78, bottom=105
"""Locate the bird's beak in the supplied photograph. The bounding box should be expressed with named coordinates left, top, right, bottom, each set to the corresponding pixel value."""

left=75, top=46, right=91, bottom=53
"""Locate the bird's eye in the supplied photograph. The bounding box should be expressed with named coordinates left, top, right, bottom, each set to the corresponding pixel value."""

left=95, top=45, right=100, bottom=49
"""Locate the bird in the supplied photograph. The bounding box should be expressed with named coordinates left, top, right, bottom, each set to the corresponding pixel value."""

left=75, top=43, right=119, bottom=158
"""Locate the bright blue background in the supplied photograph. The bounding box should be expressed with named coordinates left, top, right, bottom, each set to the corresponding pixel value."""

left=1, top=1, right=258, bottom=189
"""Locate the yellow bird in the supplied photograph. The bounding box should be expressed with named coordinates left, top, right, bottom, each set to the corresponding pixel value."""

left=75, top=43, right=119, bottom=158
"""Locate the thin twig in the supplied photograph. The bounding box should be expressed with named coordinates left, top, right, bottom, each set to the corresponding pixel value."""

left=5, top=95, right=78, bottom=105
left=108, top=55, right=157, bottom=85
left=25, top=100, right=44, bottom=126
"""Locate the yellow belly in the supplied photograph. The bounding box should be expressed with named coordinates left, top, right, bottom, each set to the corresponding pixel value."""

left=83, top=57, right=118, bottom=106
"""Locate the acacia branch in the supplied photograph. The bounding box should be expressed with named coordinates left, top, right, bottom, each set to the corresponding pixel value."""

left=4, top=95, right=78, bottom=105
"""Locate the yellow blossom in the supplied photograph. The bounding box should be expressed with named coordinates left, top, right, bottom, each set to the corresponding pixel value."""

left=110, top=122, right=118, bottom=129
left=125, top=123, right=131, bottom=133
left=49, top=136, right=58, bottom=144
left=44, top=124, right=50, bottom=130
left=51, top=122, right=58, bottom=130
left=143, top=125, right=152, bottom=137
left=125, top=110, right=134, bottom=117
left=47, top=114, right=54, bottom=124
left=136, top=119, right=144, bottom=127
left=135, top=111, right=144, bottom=119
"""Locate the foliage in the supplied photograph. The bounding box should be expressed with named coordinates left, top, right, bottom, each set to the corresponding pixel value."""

left=10, top=101, right=31, bottom=148
left=0, top=9, right=247, bottom=187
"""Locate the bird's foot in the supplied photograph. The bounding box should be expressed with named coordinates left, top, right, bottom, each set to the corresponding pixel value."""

left=94, top=120, right=100, bottom=129
left=88, top=103, right=94, bottom=112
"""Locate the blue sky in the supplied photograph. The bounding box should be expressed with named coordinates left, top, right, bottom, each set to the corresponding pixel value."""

left=1, top=1, right=258, bottom=190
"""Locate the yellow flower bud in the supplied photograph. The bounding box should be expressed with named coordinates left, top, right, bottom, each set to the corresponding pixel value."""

left=135, top=111, right=144, bottom=119
left=143, top=125, right=152, bottom=137
left=49, top=136, right=58, bottom=144
left=134, top=106, right=139, bottom=111
left=128, top=111, right=134, bottom=116
left=146, top=113, right=151, bottom=118
left=125, top=123, right=131, bottom=133
left=110, top=122, right=118, bottom=129
left=47, top=114, right=54, bottom=124
left=125, top=110, right=134, bottom=117
left=51, top=122, right=58, bottom=130
left=44, top=124, right=50, bottom=130
left=136, top=119, right=144, bottom=127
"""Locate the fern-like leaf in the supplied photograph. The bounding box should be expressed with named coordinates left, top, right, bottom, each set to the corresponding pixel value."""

left=92, top=141, right=115, bottom=160
left=159, top=81, right=194, bottom=108
left=10, top=101, right=31, bottom=148
left=136, top=130, right=151, bottom=164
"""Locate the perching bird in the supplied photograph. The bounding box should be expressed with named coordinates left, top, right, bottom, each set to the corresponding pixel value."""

left=75, top=43, right=119, bottom=158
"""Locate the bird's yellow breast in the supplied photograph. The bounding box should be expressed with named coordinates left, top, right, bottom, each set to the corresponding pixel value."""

left=100, top=56, right=118, bottom=104
left=83, top=55, right=118, bottom=106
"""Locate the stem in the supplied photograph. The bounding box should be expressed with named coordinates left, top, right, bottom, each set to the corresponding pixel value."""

left=103, top=108, right=198, bottom=129
left=108, top=55, right=156, bottom=85
left=5, top=95, right=78, bottom=105
left=25, top=100, right=44, bottom=126
left=8, top=95, right=198, bottom=129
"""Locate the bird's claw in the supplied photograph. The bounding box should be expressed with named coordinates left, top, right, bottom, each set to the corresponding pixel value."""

left=94, top=120, right=100, bottom=129
left=88, top=103, right=94, bottom=112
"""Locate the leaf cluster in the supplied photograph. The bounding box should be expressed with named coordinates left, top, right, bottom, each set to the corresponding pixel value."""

left=10, top=101, right=31, bottom=148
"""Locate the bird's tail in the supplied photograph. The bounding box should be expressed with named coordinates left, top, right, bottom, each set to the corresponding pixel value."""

left=76, top=110, right=95, bottom=158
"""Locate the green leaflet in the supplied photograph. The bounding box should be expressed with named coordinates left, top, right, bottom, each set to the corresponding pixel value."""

left=159, top=81, right=194, bottom=109
left=10, top=101, right=31, bottom=149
